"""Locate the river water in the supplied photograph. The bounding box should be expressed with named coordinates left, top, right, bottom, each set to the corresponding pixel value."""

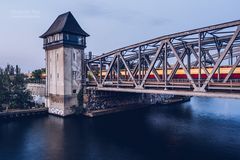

left=0, top=97, right=240, bottom=160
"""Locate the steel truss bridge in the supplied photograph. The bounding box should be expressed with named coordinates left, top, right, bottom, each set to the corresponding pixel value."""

left=86, top=20, right=240, bottom=99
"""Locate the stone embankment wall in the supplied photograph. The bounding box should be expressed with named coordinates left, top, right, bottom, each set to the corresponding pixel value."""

left=26, top=83, right=46, bottom=105
left=26, top=83, right=46, bottom=96
left=83, top=89, right=144, bottom=111
left=0, top=108, right=48, bottom=120
left=83, top=89, right=189, bottom=112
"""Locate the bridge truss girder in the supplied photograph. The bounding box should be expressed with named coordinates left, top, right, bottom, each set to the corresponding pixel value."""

left=86, top=20, right=240, bottom=98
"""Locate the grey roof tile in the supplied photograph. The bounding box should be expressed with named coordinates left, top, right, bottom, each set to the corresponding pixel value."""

left=40, top=11, right=89, bottom=38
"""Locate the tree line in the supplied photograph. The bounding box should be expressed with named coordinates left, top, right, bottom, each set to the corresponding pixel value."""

left=0, top=65, right=33, bottom=111
left=30, top=68, right=46, bottom=82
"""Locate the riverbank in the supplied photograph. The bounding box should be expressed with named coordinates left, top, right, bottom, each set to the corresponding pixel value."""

left=0, top=96, right=191, bottom=119
left=0, top=108, right=48, bottom=120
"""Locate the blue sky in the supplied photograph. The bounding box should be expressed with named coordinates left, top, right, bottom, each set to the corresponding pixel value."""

left=0, top=0, right=239, bottom=72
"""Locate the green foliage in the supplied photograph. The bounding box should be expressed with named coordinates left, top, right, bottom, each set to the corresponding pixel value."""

left=0, top=65, right=33, bottom=110
left=87, top=72, right=94, bottom=81
left=76, top=88, right=86, bottom=113
left=32, top=68, right=46, bottom=81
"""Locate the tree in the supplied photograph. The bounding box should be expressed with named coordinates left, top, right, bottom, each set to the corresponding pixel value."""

left=0, top=65, right=33, bottom=110
left=0, top=68, right=5, bottom=110
left=32, top=68, right=46, bottom=81
left=10, top=67, right=32, bottom=108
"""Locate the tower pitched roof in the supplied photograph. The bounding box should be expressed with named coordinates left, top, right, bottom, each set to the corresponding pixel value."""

left=40, top=11, right=89, bottom=38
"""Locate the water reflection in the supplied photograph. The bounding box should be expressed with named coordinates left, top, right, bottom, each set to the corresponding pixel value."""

left=0, top=97, right=240, bottom=160
left=191, top=97, right=240, bottom=120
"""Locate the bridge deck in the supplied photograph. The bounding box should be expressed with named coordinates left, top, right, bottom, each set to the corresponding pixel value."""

left=87, top=86, right=240, bottom=99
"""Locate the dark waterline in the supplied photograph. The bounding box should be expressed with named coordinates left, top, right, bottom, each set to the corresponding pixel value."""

left=0, top=97, right=240, bottom=160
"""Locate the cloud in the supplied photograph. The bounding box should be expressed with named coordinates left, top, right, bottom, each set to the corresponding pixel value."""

left=79, top=2, right=170, bottom=27
left=79, top=3, right=110, bottom=17
left=150, top=17, right=171, bottom=26
left=10, top=9, right=41, bottom=19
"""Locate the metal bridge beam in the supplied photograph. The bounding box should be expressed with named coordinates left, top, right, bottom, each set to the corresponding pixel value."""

left=201, top=27, right=240, bottom=90
left=223, top=56, right=240, bottom=83
left=86, top=20, right=240, bottom=97
left=119, top=52, right=138, bottom=87
left=140, top=42, right=165, bottom=88
left=88, top=20, right=240, bottom=62
left=168, top=40, right=198, bottom=90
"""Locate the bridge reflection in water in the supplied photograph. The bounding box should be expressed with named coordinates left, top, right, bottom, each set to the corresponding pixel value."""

left=86, top=20, right=240, bottom=99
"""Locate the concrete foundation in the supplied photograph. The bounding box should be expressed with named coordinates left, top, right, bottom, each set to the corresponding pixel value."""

left=47, top=94, right=78, bottom=116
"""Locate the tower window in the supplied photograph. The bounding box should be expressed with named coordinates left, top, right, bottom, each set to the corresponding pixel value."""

left=72, top=71, right=77, bottom=80
left=73, top=52, right=76, bottom=61
left=66, top=34, right=69, bottom=40
left=59, top=33, right=63, bottom=40
left=44, top=38, right=47, bottom=44
left=49, top=36, right=53, bottom=43
left=78, top=36, right=83, bottom=45
left=55, top=34, right=59, bottom=41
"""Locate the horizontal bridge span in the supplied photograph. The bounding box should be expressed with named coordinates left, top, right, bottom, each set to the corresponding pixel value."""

left=87, top=87, right=240, bottom=99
